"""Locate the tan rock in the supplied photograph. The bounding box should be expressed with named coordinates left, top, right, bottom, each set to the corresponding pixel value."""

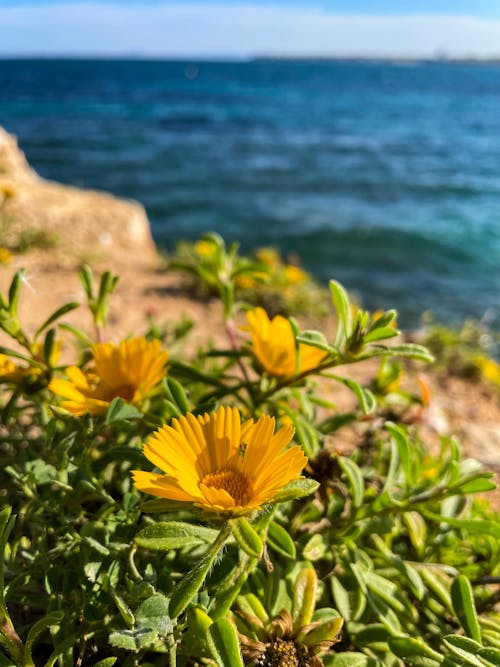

left=0, top=126, right=155, bottom=263
left=0, top=127, right=38, bottom=181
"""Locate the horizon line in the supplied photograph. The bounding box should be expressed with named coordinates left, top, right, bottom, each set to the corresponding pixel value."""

left=3, top=53, right=500, bottom=62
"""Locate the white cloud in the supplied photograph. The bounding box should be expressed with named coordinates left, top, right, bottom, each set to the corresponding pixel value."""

left=2, top=2, right=500, bottom=57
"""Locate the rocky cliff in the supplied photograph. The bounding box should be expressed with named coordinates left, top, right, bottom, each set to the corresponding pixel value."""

left=0, top=127, right=155, bottom=263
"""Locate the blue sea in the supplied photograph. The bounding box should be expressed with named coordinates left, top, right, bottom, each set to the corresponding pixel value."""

left=1, top=58, right=499, bottom=329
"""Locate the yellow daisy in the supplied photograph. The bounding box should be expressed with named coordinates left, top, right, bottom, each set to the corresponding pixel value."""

left=0, top=354, right=26, bottom=384
left=49, top=337, right=168, bottom=415
left=283, top=264, right=308, bottom=285
left=0, top=343, right=60, bottom=389
left=244, top=307, right=327, bottom=378
left=132, top=405, right=307, bottom=517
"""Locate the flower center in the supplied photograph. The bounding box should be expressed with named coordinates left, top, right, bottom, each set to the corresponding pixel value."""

left=259, top=638, right=310, bottom=667
left=112, top=383, right=136, bottom=401
left=202, top=468, right=250, bottom=505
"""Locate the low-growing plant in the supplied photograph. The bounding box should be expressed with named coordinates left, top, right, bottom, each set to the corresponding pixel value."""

left=169, top=232, right=329, bottom=318
left=422, top=314, right=500, bottom=390
left=0, top=236, right=499, bottom=666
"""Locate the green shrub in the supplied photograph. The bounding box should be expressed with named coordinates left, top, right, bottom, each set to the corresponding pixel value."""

left=0, top=237, right=498, bottom=666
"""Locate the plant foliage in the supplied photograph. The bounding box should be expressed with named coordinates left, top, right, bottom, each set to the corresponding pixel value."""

left=0, top=236, right=498, bottom=666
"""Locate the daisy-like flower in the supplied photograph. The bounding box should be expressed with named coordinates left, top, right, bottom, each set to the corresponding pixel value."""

left=0, top=340, right=61, bottom=391
left=49, top=337, right=168, bottom=415
left=236, top=568, right=343, bottom=666
left=244, top=308, right=327, bottom=378
left=238, top=609, right=342, bottom=667
left=0, top=354, right=26, bottom=385
left=132, top=405, right=307, bottom=517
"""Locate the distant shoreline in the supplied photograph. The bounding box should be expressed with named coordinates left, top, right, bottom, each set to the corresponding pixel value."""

left=2, top=55, right=500, bottom=66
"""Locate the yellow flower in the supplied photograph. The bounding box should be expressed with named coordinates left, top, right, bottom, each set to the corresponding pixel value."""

left=132, top=405, right=307, bottom=517
left=243, top=307, right=327, bottom=378
left=283, top=264, right=308, bottom=285
left=194, top=239, right=216, bottom=258
left=0, top=354, right=26, bottom=384
left=0, top=247, right=12, bottom=264
left=234, top=274, right=257, bottom=290
left=49, top=337, right=168, bottom=415
left=0, top=350, right=56, bottom=390
left=255, top=247, right=281, bottom=269
left=474, top=354, right=500, bottom=385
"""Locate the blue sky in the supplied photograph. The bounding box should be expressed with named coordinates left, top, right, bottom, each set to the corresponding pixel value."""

left=2, top=1, right=500, bottom=57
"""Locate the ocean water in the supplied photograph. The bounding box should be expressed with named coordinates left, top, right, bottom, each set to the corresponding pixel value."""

left=1, top=58, right=499, bottom=329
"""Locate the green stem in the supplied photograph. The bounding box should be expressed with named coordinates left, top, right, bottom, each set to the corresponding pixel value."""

left=167, top=626, right=177, bottom=667
left=256, top=357, right=346, bottom=404
left=0, top=620, right=24, bottom=666
left=169, top=523, right=231, bottom=619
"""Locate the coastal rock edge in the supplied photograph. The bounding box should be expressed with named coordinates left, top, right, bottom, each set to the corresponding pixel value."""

left=0, top=126, right=156, bottom=263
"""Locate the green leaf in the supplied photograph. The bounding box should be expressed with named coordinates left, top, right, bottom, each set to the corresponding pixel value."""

left=78, top=264, right=94, bottom=300
left=292, top=567, right=317, bottom=631
left=165, top=377, right=190, bottom=414
left=330, top=279, right=353, bottom=347
left=482, top=632, right=500, bottom=650
left=323, top=653, right=383, bottom=666
left=370, top=343, right=434, bottom=362
left=0, top=346, right=36, bottom=364
left=338, top=456, right=365, bottom=507
left=381, top=435, right=403, bottom=499
left=363, top=327, right=399, bottom=344
left=231, top=518, right=263, bottom=559
left=389, top=636, right=442, bottom=666
left=105, top=397, right=143, bottom=424
left=207, top=618, right=244, bottom=667
left=135, top=595, right=171, bottom=636
left=329, top=375, right=376, bottom=414
left=169, top=525, right=230, bottom=618
left=43, top=328, right=56, bottom=369
left=45, top=634, right=81, bottom=667
left=477, top=648, right=500, bottom=666
left=292, top=415, right=320, bottom=457
left=0, top=506, right=15, bottom=623
left=8, top=270, right=23, bottom=315
left=135, top=522, right=218, bottom=551
left=331, top=576, right=352, bottom=621
left=369, top=309, right=398, bottom=329
left=108, top=628, right=157, bottom=651
left=302, top=617, right=343, bottom=645
left=443, top=635, right=486, bottom=666
left=267, top=521, right=296, bottom=560
left=110, top=589, right=135, bottom=627
left=271, top=478, right=319, bottom=503
left=83, top=536, right=110, bottom=556
left=57, top=322, right=94, bottom=346
left=34, top=302, right=80, bottom=339
left=94, top=659, right=118, bottom=667
left=451, top=475, right=497, bottom=494
left=303, top=534, right=328, bottom=561
left=350, top=563, right=402, bottom=634
left=236, top=593, right=269, bottom=624
left=451, top=576, right=482, bottom=643
left=296, top=330, right=336, bottom=353
left=403, top=512, right=427, bottom=558
left=418, top=565, right=453, bottom=613
left=268, top=576, right=292, bottom=618
left=24, top=611, right=64, bottom=664
left=425, top=512, right=500, bottom=539
left=385, top=422, right=412, bottom=487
